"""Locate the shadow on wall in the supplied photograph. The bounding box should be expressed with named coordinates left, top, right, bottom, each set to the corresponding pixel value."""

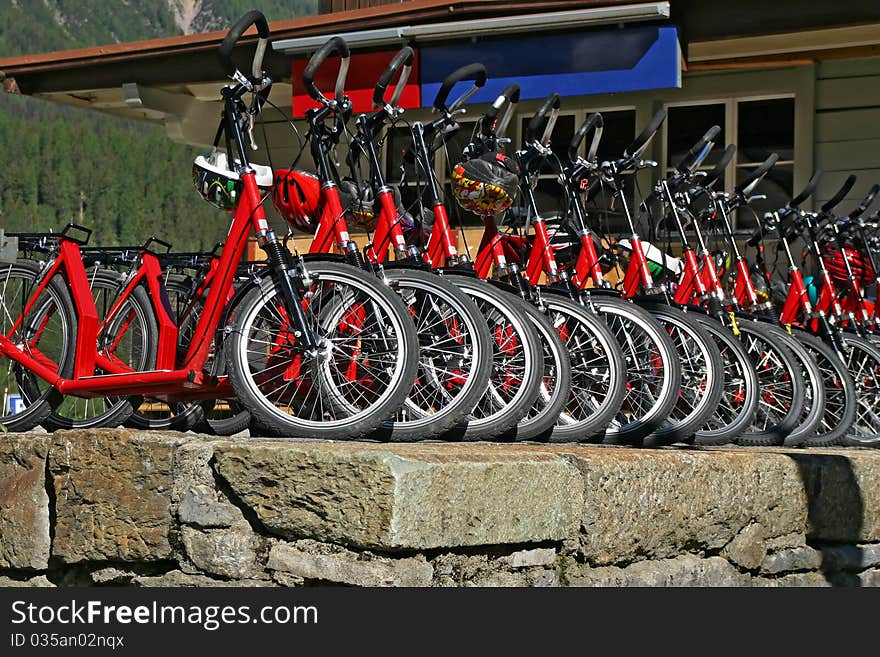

left=787, top=452, right=864, bottom=586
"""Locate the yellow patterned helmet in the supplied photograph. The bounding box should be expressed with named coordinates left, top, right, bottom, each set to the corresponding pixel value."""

left=451, top=152, right=520, bottom=216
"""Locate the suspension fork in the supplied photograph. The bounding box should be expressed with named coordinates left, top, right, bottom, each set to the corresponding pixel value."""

left=775, top=225, right=840, bottom=350
left=410, top=123, right=459, bottom=267
left=235, top=171, right=318, bottom=350
left=564, top=182, right=607, bottom=290
left=353, top=116, right=410, bottom=265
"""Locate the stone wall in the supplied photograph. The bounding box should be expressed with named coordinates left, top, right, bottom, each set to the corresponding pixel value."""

left=1, top=429, right=879, bottom=587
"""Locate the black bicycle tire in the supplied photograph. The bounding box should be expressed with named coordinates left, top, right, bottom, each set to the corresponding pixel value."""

left=733, top=319, right=807, bottom=446
left=0, top=261, right=77, bottom=432
left=225, top=260, right=419, bottom=440
left=639, top=303, right=725, bottom=446
left=581, top=294, right=681, bottom=446
left=373, top=268, right=493, bottom=442
left=444, top=275, right=544, bottom=441
left=689, top=314, right=760, bottom=446
left=542, top=294, right=627, bottom=443
left=789, top=329, right=857, bottom=447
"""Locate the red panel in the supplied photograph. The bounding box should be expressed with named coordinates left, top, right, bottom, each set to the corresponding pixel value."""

left=291, top=49, right=421, bottom=118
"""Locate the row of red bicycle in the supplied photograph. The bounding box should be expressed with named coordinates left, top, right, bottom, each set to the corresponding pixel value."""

left=1, top=10, right=879, bottom=447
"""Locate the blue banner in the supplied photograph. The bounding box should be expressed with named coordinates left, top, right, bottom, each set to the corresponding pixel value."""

left=420, top=26, right=681, bottom=106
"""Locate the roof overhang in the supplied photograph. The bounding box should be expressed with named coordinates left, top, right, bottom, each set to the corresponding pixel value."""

left=688, top=22, right=880, bottom=70
left=0, top=0, right=668, bottom=151
left=273, top=3, right=670, bottom=54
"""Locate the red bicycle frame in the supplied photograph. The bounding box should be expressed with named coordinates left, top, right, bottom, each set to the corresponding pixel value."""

left=0, top=169, right=266, bottom=400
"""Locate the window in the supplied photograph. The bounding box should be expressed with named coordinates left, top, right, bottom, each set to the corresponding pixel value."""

left=516, top=109, right=637, bottom=226
left=735, top=98, right=795, bottom=228
left=664, top=96, right=795, bottom=230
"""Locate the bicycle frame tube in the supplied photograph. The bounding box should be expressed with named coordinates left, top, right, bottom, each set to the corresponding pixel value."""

left=0, top=172, right=265, bottom=397
left=309, top=182, right=353, bottom=255
left=409, top=124, right=459, bottom=267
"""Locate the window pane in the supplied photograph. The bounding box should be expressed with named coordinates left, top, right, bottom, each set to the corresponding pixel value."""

left=666, top=104, right=726, bottom=168
left=520, top=114, right=576, bottom=173
left=595, top=109, right=636, bottom=163
left=737, top=98, right=795, bottom=163
left=733, top=164, right=793, bottom=229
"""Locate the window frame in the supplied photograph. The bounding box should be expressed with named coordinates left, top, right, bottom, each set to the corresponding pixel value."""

left=662, top=94, right=796, bottom=205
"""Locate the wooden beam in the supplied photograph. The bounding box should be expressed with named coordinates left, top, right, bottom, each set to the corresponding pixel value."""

left=689, top=23, right=880, bottom=62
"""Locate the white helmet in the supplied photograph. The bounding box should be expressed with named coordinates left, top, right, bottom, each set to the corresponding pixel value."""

left=192, top=148, right=273, bottom=211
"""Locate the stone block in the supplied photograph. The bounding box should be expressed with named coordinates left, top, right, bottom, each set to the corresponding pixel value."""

left=0, top=434, right=51, bottom=570
left=214, top=442, right=583, bottom=550
left=267, top=541, right=432, bottom=587
left=49, top=429, right=195, bottom=563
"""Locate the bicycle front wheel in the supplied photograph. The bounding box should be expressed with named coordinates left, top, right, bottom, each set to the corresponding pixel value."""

left=584, top=295, right=681, bottom=446
left=789, top=330, right=856, bottom=447
left=0, top=260, right=76, bottom=432
left=373, top=268, right=492, bottom=442
left=445, top=276, right=544, bottom=441
left=690, top=314, right=759, bottom=446
left=225, top=261, right=419, bottom=440
left=639, top=303, right=724, bottom=447
left=841, top=334, right=880, bottom=447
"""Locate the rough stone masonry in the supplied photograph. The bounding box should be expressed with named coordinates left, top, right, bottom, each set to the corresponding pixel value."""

left=1, top=429, right=880, bottom=587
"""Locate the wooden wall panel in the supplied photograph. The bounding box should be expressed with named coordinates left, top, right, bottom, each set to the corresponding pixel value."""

left=813, top=56, right=880, bottom=206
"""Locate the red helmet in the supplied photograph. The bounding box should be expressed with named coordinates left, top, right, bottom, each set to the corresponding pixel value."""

left=822, top=242, right=876, bottom=286
left=272, top=169, right=322, bottom=233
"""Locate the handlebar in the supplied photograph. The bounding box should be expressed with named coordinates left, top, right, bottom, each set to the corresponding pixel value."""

left=820, top=174, right=856, bottom=214
left=373, top=46, right=414, bottom=109
left=482, top=82, right=520, bottom=137
left=624, top=108, right=666, bottom=159
left=675, top=125, right=721, bottom=173
left=433, top=63, right=487, bottom=112
left=302, top=36, right=350, bottom=106
left=735, top=153, right=780, bottom=195
left=702, top=144, right=736, bottom=187
left=788, top=168, right=822, bottom=208
left=569, top=113, right=603, bottom=164
left=526, top=92, right=561, bottom=144
left=218, top=10, right=270, bottom=80
left=848, top=183, right=879, bottom=219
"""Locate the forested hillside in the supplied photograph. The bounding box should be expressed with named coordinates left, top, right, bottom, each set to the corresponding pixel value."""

left=0, top=0, right=317, bottom=250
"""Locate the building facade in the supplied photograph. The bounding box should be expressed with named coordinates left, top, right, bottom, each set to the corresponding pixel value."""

left=0, top=0, right=878, bottom=236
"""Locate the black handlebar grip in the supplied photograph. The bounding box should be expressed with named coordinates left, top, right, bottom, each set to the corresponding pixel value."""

left=702, top=144, right=736, bottom=187
left=482, top=83, right=520, bottom=135
left=675, top=125, right=721, bottom=173
left=303, top=36, right=350, bottom=103
left=526, top=92, right=561, bottom=142
left=624, top=108, right=667, bottom=158
left=788, top=168, right=822, bottom=208
left=821, top=174, right=857, bottom=214
left=373, top=46, right=414, bottom=108
left=218, top=10, right=270, bottom=78
left=433, top=63, right=487, bottom=111
left=849, top=183, right=880, bottom=219
left=735, top=153, right=780, bottom=195
left=568, top=113, right=603, bottom=164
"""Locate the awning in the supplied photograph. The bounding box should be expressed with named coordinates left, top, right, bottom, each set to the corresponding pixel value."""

left=289, top=4, right=678, bottom=117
